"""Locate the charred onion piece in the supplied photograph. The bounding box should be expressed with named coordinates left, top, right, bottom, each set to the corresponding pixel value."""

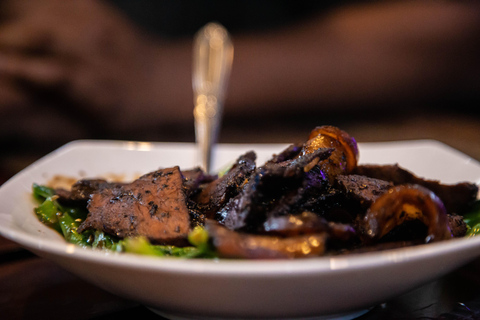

left=304, top=126, right=359, bottom=178
left=206, top=220, right=327, bottom=259
left=354, top=163, right=479, bottom=214
left=361, top=185, right=452, bottom=243
left=263, top=211, right=355, bottom=242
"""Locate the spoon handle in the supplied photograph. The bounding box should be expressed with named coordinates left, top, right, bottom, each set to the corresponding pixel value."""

left=193, top=22, right=233, bottom=174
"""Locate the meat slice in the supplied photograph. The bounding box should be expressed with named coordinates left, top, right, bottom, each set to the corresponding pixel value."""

left=216, top=147, right=333, bottom=231
left=194, top=151, right=256, bottom=218
left=182, top=167, right=216, bottom=197
left=354, top=164, right=478, bottom=214
left=448, top=214, right=468, bottom=237
left=55, top=179, right=125, bottom=205
left=77, top=166, right=190, bottom=245
left=335, top=174, right=393, bottom=209
left=267, top=143, right=302, bottom=163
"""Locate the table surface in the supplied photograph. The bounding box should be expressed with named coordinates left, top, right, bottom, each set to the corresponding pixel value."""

left=2, top=110, right=480, bottom=320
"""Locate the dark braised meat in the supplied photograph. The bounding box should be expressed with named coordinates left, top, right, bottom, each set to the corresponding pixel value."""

left=215, top=147, right=333, bottom=231
left=448, top=214, right=468, bottom=237
left=55, top=179, right=125, bottom=205
left=267, top=143, right=302, bottom=163
left=354, top=164, right=478, bottom=214
left=194, top=151, right=256, bottom=218
left=77, top=167, right=191, bottom=245
left=182, top=167, right=216, bottom=197
left=335, top=174, right=393, bottom=209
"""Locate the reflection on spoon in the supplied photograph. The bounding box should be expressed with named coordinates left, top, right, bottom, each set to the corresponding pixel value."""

left=193, top=22, right=234, bottom=174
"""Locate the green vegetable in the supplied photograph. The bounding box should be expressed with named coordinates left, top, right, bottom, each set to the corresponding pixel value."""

left=34, top=195, right=62, bottom=234
left=32, top=183, right=217, bottom=258
left=122, top=226, right=216, bottom=258
left=57, top=211, right=90, bottom=247
left=463, top=200, right=480, bottom=237
left=91, top=230, right=123, bottom=251
left=123, top=237, right=164, bottom=256
left=32, top=183, right=55, bottom=200
left=188, top=225, right=216, bottom=257
left=188, top=225, right=209, bottom=246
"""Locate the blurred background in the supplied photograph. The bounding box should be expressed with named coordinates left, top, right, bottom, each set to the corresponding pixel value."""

left=1, top=0, right=479, bottom=184
left=1, top=1, right=480, bottom=319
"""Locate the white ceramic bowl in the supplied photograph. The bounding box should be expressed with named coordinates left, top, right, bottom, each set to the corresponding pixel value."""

left=1, top=140, right=479, bottom=320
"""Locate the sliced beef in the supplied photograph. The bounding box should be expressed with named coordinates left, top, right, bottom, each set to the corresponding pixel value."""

left=194, top=151, right=256, bottom=218
left=354, top=164, right=478, bottom=214
left=216, top=147, right=333, bottom=231
left=215, top=174, right=261, bottom=230
left=297, top=186, right=355, bottom=224
left=335, top=174, right=393, bottom=209
left=448, top=213, right=468, bottom=237
left=260, top=147, right=333, bottom=179
left=184, top=168, right=217, bottom=229
left=77, top=166, right=190, bottom=245
left=205, top=220, right=327, bottom=259
left=267, top=143, right=302, bottom=163
left=55, top=179, right=125, bottom=206
left=182, top=167, right=215, bottom=197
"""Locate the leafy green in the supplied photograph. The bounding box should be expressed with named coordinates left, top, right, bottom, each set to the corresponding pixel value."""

left=122, top=226, right=216, bottom=258
left=32, top=183, right=56, bottom=200
left=34, top=195, right=62, bottom=234
left=463, top=200, right=480, bottom=237
left=32, top=183, right=216, bottom=258
left=122, top=236, right=165, bottom=256
left=57, top=211, right=90, bottom=247
left=187, top=225, right=216, bottom=258
left=91, top=230, right=123, bottom=251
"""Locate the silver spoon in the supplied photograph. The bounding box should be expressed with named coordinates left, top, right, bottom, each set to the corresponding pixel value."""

left=193, top=22, right=233, bottom=174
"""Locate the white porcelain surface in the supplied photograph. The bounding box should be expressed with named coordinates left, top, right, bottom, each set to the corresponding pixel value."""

left=1, top=139, right=480, bottom=319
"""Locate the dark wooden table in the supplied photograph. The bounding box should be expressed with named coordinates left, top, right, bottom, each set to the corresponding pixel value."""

left=1, top=109, right=480, bottom=319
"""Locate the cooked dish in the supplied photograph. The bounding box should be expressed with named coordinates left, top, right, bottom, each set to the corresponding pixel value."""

left=33, top=126, right=480, bottom=259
